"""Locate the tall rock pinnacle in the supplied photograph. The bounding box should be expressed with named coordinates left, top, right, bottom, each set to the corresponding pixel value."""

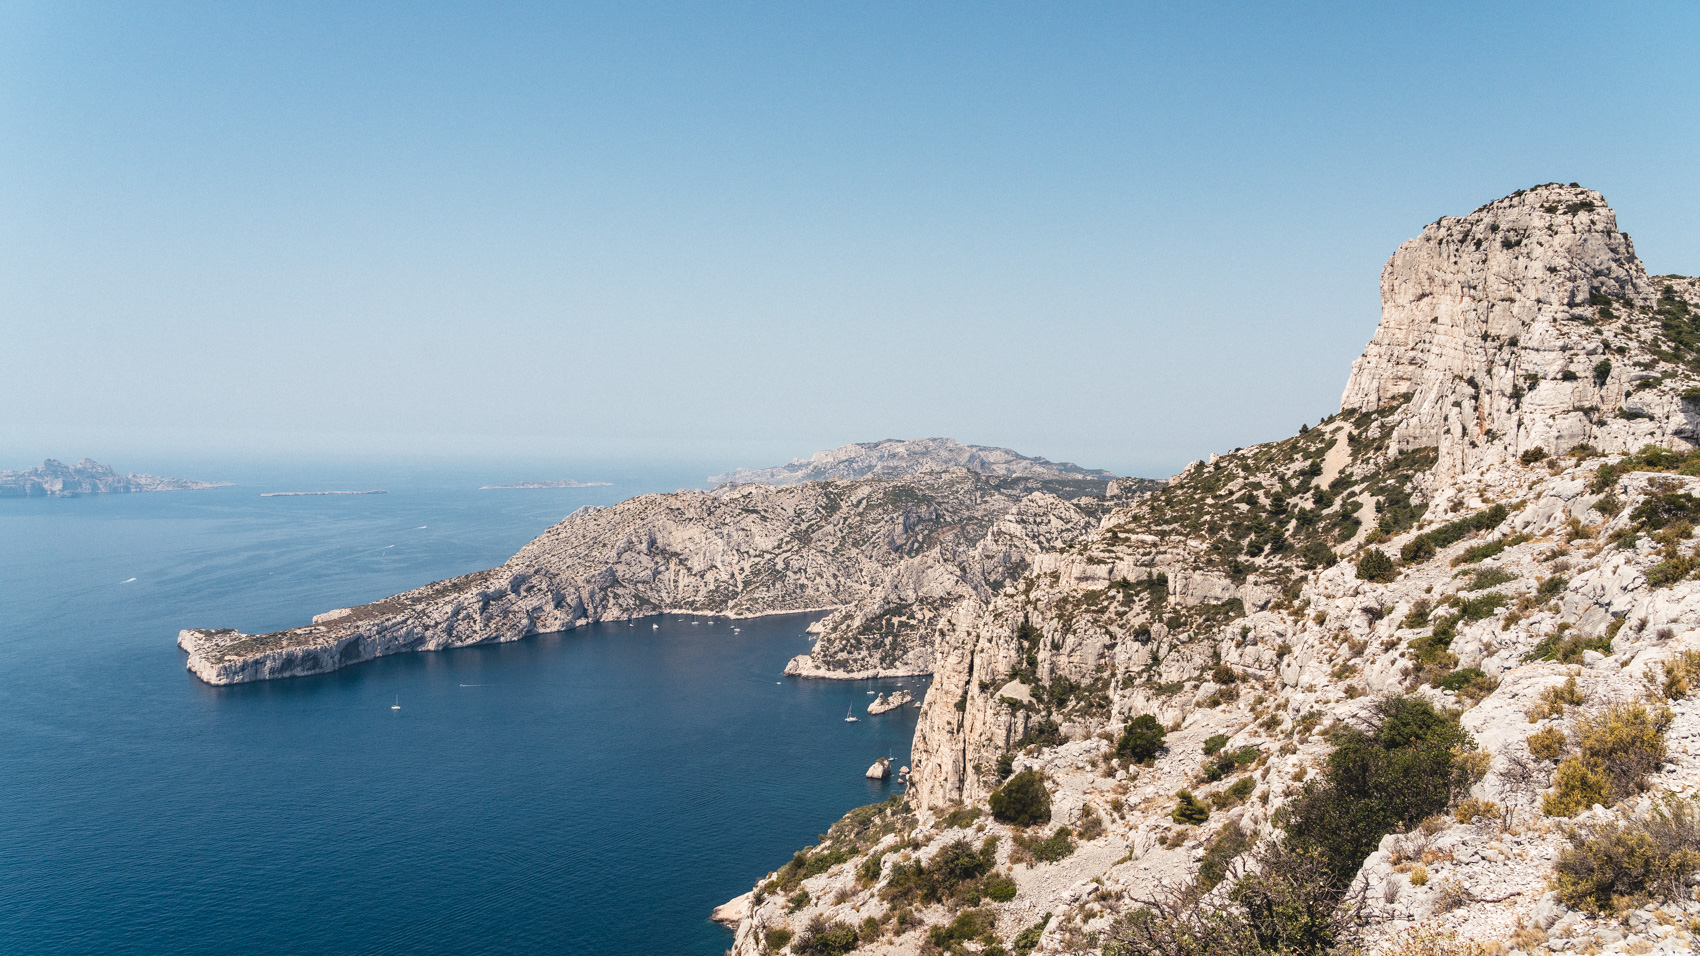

left=1339, top=183, right=1676, bottom=480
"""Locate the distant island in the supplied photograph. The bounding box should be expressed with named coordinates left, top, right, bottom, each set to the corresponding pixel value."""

left=0, top=458, right=230, bottom=498
left=479, top=480, right=612, bottom=490
left=259, top=490, right=387, bottom=498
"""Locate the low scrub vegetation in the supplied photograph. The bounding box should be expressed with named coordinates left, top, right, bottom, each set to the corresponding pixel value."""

left=793, top=916, right=859, bottom=956
left=1550, top=796, right=1700, bottom=913
left=1108, top=696, right=1484, bottom=956
left=880, top=836, right=1002, bottom=907
left=989, top=770, right=1051, bottom=826
left=1543, top=702, right=1673, bottom=817
left=1117, top=714, right=1166, bottom=761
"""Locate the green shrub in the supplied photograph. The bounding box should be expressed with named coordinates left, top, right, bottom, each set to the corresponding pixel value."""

left=940, top=806, right=983, bottom=830
left=1172, top=789, right=1211, bottom=824
left=984, top=873, right=1018, bottom=902
left=1629, top=492, right=1700, bottom=531
left=1457, top=591, right=1511, bottom=620
left=1280, top=696, right=1478, bottom=885
left=881, top=836, right=999, bottom=905
left=1203, top=746, right=1261, bottom=782
left=765, top=927, right=794, bottom=951
left=1453, top=535, right=1528, bottom=565
left=1591, top=444, right=1700, bottom=492
left=1435, top=667, right=1486, bottom=692
left=1550, top=796, right=1700, bottom=914
left=1527, top=630, right=1612, bottom=664
left=1029, top=826, right=1075, bottom=862
left=1196, top=822, right=1253, bottom=892
left=773, top=845, right=855, bottom=891
left=1103, top=847, right=1353, bottom=956
left=1593, top=359, right=1613, bottom=385
left=1521, top=447, right=1549, bottom=465
left=1465, top=568, right=1516, bottom=590
left=1118, top=714, right=1167, bottom=761
left=926, top=908, right=994, bottom=952
left=1016, top=718, right=1064, bottom=748
left=1012, top=915, right=1050, bottom=955
left=1399, top=598, right=1433, bottom=629
left=1402, top=503, right=1512, bottom=562
left=1646, top=556, right=1696, bottom=588
left=794, top=916, right=860, bottom=956
left=1298, top=540, right=1337, bottom=569
left=1356, top=548, right=1396, bottom=582
left=1212, top=775, right=1256, bottom=809
left=1202, top=733, right=1230, bottom=756
left=990, top=771, right=1052, bottom=826
left=995, top=752, right=1015, bottom=780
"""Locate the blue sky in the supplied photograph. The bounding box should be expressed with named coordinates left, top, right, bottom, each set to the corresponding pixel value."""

left=2, top=1, right=1696, bottom=478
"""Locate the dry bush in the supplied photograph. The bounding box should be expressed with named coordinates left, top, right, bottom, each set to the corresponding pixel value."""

left=1376, top=925, right=1503, bottom=955
left=1527, top=677, right=1584, bottom=722
left=1543, top=703, right=1672, bottom=817
left=1527, top=726, right=1567, bottom=762
left=1453, top=797, right=1501, bottom=825
left=1652, top=649, right=1700, bottom=700
left=1550, top=796, right=1700, bottom=914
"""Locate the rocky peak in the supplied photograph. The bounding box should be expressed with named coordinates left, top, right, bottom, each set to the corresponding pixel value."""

left=1340, top=184, right=1678, bottom=482
left=710, top=437, right=1115, bottom=486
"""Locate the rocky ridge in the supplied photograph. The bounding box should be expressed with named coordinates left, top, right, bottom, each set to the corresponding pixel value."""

left=0, top=458, right=230, bottom=497
left=711, top=438, right=1116, bottom=486
left=724, top=184, right=1700, bottom=956
left=179, top=467, right=1156, bottom=685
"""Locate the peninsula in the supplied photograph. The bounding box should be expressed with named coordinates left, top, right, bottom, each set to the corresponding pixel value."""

left=0, top=458, right=230, bottom=497
left=178, top=442, right=1157, bottom=684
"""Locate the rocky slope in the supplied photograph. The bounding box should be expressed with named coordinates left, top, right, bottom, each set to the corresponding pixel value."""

left=711, top=438, right=1115, bottom=486
left=724, top=184, right=1700, bottom=956
left=0, top=458, right=230, bottom=497
left=179, top=468, right=1155, bottom=685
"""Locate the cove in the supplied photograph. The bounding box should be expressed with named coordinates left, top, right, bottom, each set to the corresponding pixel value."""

left=0, top=469, right=925, bottom=955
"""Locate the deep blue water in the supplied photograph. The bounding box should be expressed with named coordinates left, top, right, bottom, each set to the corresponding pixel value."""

left=0, top=464, right=927, bottom=955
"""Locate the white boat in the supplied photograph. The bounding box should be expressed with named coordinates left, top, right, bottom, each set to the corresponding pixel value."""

left=391, top=695, right=400, bottom=711
left=652, top=624, right=659, bottom=629
left=844, top=706, right=859, bottom=723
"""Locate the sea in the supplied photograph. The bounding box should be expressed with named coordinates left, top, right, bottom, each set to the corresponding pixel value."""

left=0, top=461, right=927, bottom=955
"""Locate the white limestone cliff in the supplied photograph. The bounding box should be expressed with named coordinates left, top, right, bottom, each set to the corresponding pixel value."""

left=722, top=185, right=1700, bottom=956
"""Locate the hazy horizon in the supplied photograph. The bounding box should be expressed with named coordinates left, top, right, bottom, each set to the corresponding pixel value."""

left=5, top=2, right=1697, bottom=477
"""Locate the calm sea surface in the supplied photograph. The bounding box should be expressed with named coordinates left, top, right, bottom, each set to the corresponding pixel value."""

left=0, top=463, right=926, bottom=955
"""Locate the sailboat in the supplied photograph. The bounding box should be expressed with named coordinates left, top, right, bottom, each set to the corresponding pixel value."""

left=391, top=695, right=400, bottom=711
left=844, top=706, right=859, bottom=723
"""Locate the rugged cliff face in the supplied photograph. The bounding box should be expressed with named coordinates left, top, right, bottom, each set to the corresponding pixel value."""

left=179, top=468, right=1154, bottom=685
left=1339, top=184, right=1679, bottom=480
left=724, top=186, right=1700, bottom=956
